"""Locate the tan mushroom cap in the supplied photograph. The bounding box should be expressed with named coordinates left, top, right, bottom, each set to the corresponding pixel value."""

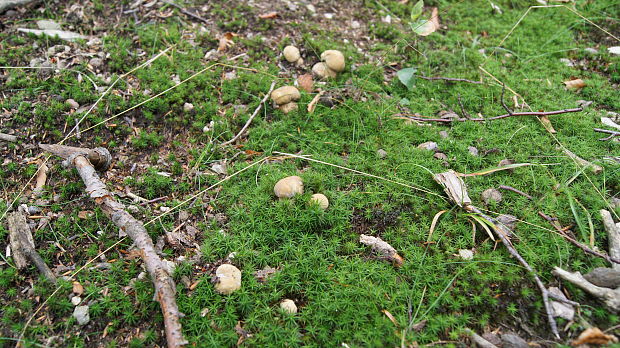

left=320, top=50, right=345, bottom=72
left=312, top=62, right=337, bottom=79
left=279, top=102, right=298, bottom=114
left=309, top=193, right=329, bottom=209
left=214, top=264, right=242, bottom=295
left=279, top=299, right=298, bottom=314
left=283, top=45, right=301, bottom=63
left=271, top=86, right=301, bottom=105
left=274, top=176, right=303, bottom=198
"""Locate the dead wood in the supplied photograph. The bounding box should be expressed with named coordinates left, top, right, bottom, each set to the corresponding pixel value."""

left=417, top=76, right=482, bottom=84
left=0, top=132, right=18, bottom=142
left=498, top=185, right=532, bottom=200
left=0, top=0, right=36, bottom=12
left=594, top=128, right=620, bottom=141
left=359, top=234, right=404, bottom=267
left=7, top=212, right=57, bottom=283
left=433, top=171, right=578, bottom=339
left=394, top=107, right=583, bottom=123
left=40, top=144, right=187, bottom=348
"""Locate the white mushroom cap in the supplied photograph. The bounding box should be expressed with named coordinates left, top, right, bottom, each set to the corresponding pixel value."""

left=312, top=62, right=337, bottom=79
left=214, top=264, right=242, bottom=294
left=278, top=102, right=298, bottom=114
left=274, top=176, right=303, bottom=198
left=283, top=46, right=301, bottom=63
left=309, top=193, right=329, bottom=209
left=271, top=86, right=301, bottom=105
left=279, top=299, right=298, bottom=314
left=320, top=50, right=345, bottom=72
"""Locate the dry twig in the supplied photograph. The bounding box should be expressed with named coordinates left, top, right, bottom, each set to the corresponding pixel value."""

left=7, top=212, right=56, bottom=283
left=394, top=107, right=583, bottom=123
left=40, top=144, right=187, bottom=348
left=220, top=81, right=276, bottom=147
left=594, top=128, right=620, bottom=141
left=498, top=185, right=533, bottom=200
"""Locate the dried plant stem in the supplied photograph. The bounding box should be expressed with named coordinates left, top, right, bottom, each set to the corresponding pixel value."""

left=394, top=107, right=582, bottom=123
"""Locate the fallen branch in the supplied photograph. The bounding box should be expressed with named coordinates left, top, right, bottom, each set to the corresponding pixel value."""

left=220, top=81, right=276, bottom=147
left=498, top=185, right=533, bottom=200
left=394, top=107, right=582, bottom=123
left=554, top=210, right=620, bottom=312
left=40, top=144, right=187, bottom=348
left=594, top=128, right=620, bottom=141
left=433, top=170, right=577, bottom=339
left=0, top=0, right=37, bottom=12
left=160, top=0, right=209, bottom=24
left=464, top=328, right=498, bottom=348
left=7, top=212, right=57, bottom=283
left=417, top=76, right=482, bottom=84
left=0, top=132, right=17, bottom=142
left=359, top=234, right=404, bottom=267
left=539, top=212, right=620, bottom=265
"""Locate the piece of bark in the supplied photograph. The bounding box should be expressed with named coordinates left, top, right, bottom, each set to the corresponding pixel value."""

left=359, top=234, right=404, bottom=267
left=433, top=170, right=471, bottom=207
left=584, top=268, right=620, bottom=288
left=553, top=267, right=620, bottom=311
left=32, top=161, right=48, bottom=197
left=465, top=328, right=499, bottom=348
left=601, top=209, right=620, bottom=272
left=0, top=132, right=17, bottom=142
left=7, top=212, right=56, bottom=283
left=40, top=144, right=187, bottom=347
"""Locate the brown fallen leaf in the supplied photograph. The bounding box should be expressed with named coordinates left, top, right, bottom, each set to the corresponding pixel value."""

left=218, top=32, right=237, bottom=52
left=572, top=327, right=617, bottom=346
left=72, top=282, right=84, bottom=295
left=381, top=309, right=400, bottom=327
left=258, top=11, right=278, bottom=19
left=77, top=210, right=93, bottom=219
left=430, top=7, right=440, bottom=31
left=297, top=74, right=314, bottom=93
left=564, top=78, right=586, bottom=90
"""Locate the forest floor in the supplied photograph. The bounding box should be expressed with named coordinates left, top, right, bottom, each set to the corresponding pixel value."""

left=1, top=0, right=620, bottom=347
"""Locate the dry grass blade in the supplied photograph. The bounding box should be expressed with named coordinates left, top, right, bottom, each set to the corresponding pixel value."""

left=427, top=210, right=447, bottom=242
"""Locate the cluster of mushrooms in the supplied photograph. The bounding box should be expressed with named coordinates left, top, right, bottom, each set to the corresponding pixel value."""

left=271, top=45, right=346, bottom=114
left=274, top=175, right=329, bottom=210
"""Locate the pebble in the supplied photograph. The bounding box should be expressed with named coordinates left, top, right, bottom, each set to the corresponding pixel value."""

left=73, top=305, right=90, bottom=325
left=481, top=188, right=502, bottom=205
left=458, top=249, right=474, bottom=260
left=468, top=146, right=479, bottom=156
left=324, top=13, right=334, bottom=19
left=433, top=152, right=448, bottom=160
left=211, top=162, right=227, bottom=175
left=27, top=206, right=41, bottom=215
left=37, top=20, right=61, bottom=30
left=576, top=100, right=593, bottom=108
left=351, top=21, right=361, bottom=29
left=377, top=149, right=387, bottom=158
left=183, top=102, right=194, bottom=112
left=501, top=333, right=528, bottom=348
left=439, top=130, right=449, bottom=139
left=417, top=141, right=438, bottom=151
left=71, top=296, right=82, bottom=305
left=66, top=99, right=79, bottom=109
left=280, top=299, right=298, bottom=314
left=89, top=57, right=103, bottom=69
left=306, top=4, right=316, bottom=13
left=608, top=47, right=620, bottom=55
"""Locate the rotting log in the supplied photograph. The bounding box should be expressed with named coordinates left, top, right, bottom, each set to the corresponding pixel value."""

left=40, top=144, right=187, bottom=348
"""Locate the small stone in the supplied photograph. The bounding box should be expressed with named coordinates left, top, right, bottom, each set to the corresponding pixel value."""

left=377, top=149, right=387, bottom=158
left=481, top=188, right=502, bottom=205
left=439, top=130, right=449, bottom=139
left=214, top=264, right=242, bottom=295
left=351, top=21, right=361, bottom=29
left=66, top=99, right=79, bottom=109
left=223, top=71, right=237, bottom=80
left=324, top=13, right=334, bottom=19
left=73, top=305, right=90, bottom=325
left=433, top=152, right=448, bottom=160
left=608, top=46, right=620, bottom=55
left=576, top=100, right=593, bottom=108
left=501, top=333, right=528, bottom=348
left=417, top=141, right=438, bottom=151
left=37, top=20, right=61, bottom=30
left=279, top=299, right=298, bottom=314
left=437, top=110, right=459, bottom=119
left=482, top=332, right=502, bottom=346
left=498, top=159, right=515, bottom=172
left=382, top=15, right=391, bottom=23
left=88, top=57, right=103, bottom=68
left=584, top=267, right=620, bottom=288
left=283, top=45, right=301, bottom=63
left=309, top=193, right=329, bottom=209
left=27, top=206, right=41, bottom=215
left=560, top=58, right=574, bottom=67
left=468, top=146, right=479, bottom=156
left=71, top=296, right=82, bottom=305
left=127, top=205, right=140, bottom=214
left=306, top=4, right=316, bottom=13
left=458, top=249, right=474, bottom=260
left=211, top=162, right=227, bottom=175
left=183, top=102, right=194, bottom=112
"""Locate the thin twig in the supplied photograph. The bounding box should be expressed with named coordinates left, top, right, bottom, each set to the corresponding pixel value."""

left=538, top=212, right=620, bottom=265
left=394, top=107, right=583, bottom=123
left=500, top=84, right=512, bottom=115
left=498, top=185, right=533, bottom=200
left=457, top=93, right=470, bottom=119
left=160, top=0, right=209, bottom=24
left=220, top=81, right=276, bottom=147
left=417, top=76, right=482, bottom=84
left=594, top=128, right=620, bottom=141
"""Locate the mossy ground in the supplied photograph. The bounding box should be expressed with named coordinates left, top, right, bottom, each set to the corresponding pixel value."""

left=1, top=0, right=619, bottom=347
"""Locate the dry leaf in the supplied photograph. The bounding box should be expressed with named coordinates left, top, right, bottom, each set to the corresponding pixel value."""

left=72, top=282, right=84, bottom=295
left=77, top=210, right=93, bottom=219
left=297, top=74, right=314, bottom=93
left=218, top=32, right=237, bottom=52
left=430, top=7, right=440, bottom=30
left=258, top=11, right=278, bottom=19
left=564, top=78, right=586, bottom=90
left=381, top=309, right=400, bottom=327
left=572, top=327, right=617, bottom=346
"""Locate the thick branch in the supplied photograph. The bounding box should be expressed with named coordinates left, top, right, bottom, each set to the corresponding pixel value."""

left=41, top=144, right=187, bottom=348
left=0, top=132, right=18, bottom=142
left=7, top=212, right=56, bottom=283
left=553, top=267, right=620, bottom=312
left=601, top=210, right=620, bottom=271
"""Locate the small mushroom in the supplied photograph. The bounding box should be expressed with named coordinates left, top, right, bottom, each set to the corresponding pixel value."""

left=279, top=299, right=298, bottom=314
left=312, top=62, right=337, bottom=79
left=279, top=102, right=298, bottom=114
left=309, top=193, right=329, bottom=209
left=320, top=50, right=345, bottom=72
left=274, top=176, right=303, bottom=198
left=271, top=86, right=301, bottom=105
left=283, top=45, right=301, bottom=63
left=214, top=264, right=242, bottom=295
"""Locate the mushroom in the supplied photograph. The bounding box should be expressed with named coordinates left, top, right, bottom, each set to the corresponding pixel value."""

left=279, top=299, right=298, bottom=314
left=309, top=193, right=329, bottom=209
left=274, top=176, right=303, bottom=198
left=271, top=86, right=301, bottom=114
left=214, top=264, right=242, bottom=295
left=312, top=62, right=337, bottom=79
left=283, top=45, right=303, bottom=66
left=320, top=50, right=345, bottom=72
